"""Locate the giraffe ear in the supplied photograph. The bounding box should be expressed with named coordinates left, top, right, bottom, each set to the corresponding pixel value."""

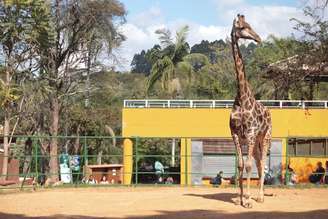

left=239, top=15, right=246, bottom=24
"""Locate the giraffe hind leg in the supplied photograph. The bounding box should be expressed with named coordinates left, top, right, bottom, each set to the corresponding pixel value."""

left=253, top=139, right=264, bottom=203
left=232, top=133, right=244, bottom=206
left=244, top=135, right=255, bottom=208
left=253, top=140, right=262, bottom=184
left=257, top=133, right=271, bottom=203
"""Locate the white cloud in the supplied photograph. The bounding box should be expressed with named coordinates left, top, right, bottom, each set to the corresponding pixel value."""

left=118, top=22, right=230, bottom=71
left=117, top=23, right=162, bottom=71
left=192, top=25, right=230, bottom=44
left=215, top=0, right=245, bottom=8
left=213, top=0, right=308, bottom=39
left=114, top=2, right=309, bottom=71
left=130, top=6, right=164, bottom=29
left=222, top=5, right=307, bottom=39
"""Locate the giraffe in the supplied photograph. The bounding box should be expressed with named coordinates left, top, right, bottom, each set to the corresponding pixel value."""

left=229, top=14, right=272, bottom=208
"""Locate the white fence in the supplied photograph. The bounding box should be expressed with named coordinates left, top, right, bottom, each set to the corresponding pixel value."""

left=124, top=99, right=328, bottom=109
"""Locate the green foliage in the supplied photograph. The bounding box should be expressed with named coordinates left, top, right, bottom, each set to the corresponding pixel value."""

left=0, top=78, right=21, bottom=108
left=190, top=39, right=226, bottom=63
left=146, top=26, right=190, bottom=96
left=147, top=56, right=174, bottom=92
left=183, top=53, right=209, bottom=72
left=251, top=36, right=301, bottom=65
left=0, top=0, right=45, bottom=108
left=247, top=36, right=302, bottom=99
left=131, top=50, right=152, bottom=75
left=145, top=44, right=162, bottom=65
left=190, top=63, right=235, bottom=99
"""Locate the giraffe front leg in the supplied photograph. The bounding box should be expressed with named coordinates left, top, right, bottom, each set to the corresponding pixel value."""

left=257, top=133, right=270, bottom=203
left=244, top=137, right=255, bottom=208
left=244, top=156, right=253, bottom=208
left=253, top=140, right=264, bottom=203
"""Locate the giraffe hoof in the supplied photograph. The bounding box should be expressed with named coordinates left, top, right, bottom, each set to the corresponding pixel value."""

left=233, top=198, right=242, bottom=205
left=243, top=201, right=253, bottom=209
left=255, top=197, right=264, bottom=203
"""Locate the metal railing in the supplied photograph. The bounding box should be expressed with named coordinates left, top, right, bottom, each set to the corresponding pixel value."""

left=124, top=99, right=328, bottom=109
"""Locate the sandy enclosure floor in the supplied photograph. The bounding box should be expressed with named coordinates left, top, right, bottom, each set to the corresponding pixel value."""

left=0, top=187, right=327, bottom=219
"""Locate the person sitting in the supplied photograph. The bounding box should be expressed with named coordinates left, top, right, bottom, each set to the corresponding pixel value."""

left=154, top=160, right=164, bottom=183
left=264, top=165, right=274, bottom=185
left=165, top=176, right=174, bottom=184
left=99, top=175, right=109, bottom=184
left=286, top=164, right=297, bottom=185
left=309, top=162, right=325, bottom=184
left=81, top=176, right=88, bottom=184
left=87, top=175, right=98, bottom=184
left=229, top=175, right=236, bottom=185
left=210, top=171, right=223, bottom=187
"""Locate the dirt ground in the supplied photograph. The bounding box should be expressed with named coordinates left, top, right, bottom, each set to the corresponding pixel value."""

left=0, top=187, right=327, bottom=219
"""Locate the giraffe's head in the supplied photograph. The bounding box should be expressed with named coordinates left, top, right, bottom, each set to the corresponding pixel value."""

left=232, top=14, right=261, bottom=43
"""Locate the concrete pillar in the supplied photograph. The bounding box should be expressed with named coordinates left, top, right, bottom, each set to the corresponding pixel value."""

left=180, top=138, right=192, bottom=185
left=123, top=138, right=133, bottom=185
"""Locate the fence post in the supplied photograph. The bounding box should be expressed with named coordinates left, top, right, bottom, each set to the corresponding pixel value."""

left=135, top=137, right=139, bottom=185
left=83, top=136, right=88, bottom=176
left=75, top=136, right=81, bottom=187
left=34, top=137, right=38, bottom=182
left=285, top=138, right=289, bottom=185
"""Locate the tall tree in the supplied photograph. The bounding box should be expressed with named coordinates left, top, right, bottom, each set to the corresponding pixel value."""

left=249, top=36, right=302, bottom=99
left=31, top=0, right=126, bottom=182
left=290, top=3, right=328, bottom=99
left=190, top=39, right=226, bottom=64
left=130, top=50, right=152, bottom=75
left=0, top=0, right=42, bottom=180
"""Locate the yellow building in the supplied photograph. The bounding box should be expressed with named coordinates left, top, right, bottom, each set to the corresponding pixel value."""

left=122, top=100, right=328, bottom=185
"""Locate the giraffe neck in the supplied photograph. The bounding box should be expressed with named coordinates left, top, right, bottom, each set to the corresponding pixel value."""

left=231, top=32, right=253, bottom=105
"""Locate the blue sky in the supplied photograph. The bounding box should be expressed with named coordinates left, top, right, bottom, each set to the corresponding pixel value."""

left=121, top=0, right=300, bottom=26
left=116, top=0, right=308, bottom=71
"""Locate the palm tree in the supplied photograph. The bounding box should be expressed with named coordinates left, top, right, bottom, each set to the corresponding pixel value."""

left=146, top=25, right=190, bottom=98
left=176, top=53, right=210, bottom=98
left=146, top=26, right=191, bottom=166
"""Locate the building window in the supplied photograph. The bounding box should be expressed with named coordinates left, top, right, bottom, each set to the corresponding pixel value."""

left=296, top=139, right=311, bottom=156
left=288, top=138, right=327, bottom=157
left=288, top=139, right=296, bottom=156
left=201, top=139, right=269, bottom=155
left=202, top=139, right=236, bottom=154
left=311, top=139, right=325, bottom=156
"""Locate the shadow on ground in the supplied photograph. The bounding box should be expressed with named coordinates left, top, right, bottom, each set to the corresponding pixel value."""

left=0, top=209, right=327, bottom=219
left=185, top=192, right=237, bottom=204
left=185, top=192, right=277, bottom=205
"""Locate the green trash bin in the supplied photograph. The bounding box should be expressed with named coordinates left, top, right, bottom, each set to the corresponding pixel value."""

left=59, top=153, right=69, bottom=168
left=59, top=153, right=72, bottom=183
